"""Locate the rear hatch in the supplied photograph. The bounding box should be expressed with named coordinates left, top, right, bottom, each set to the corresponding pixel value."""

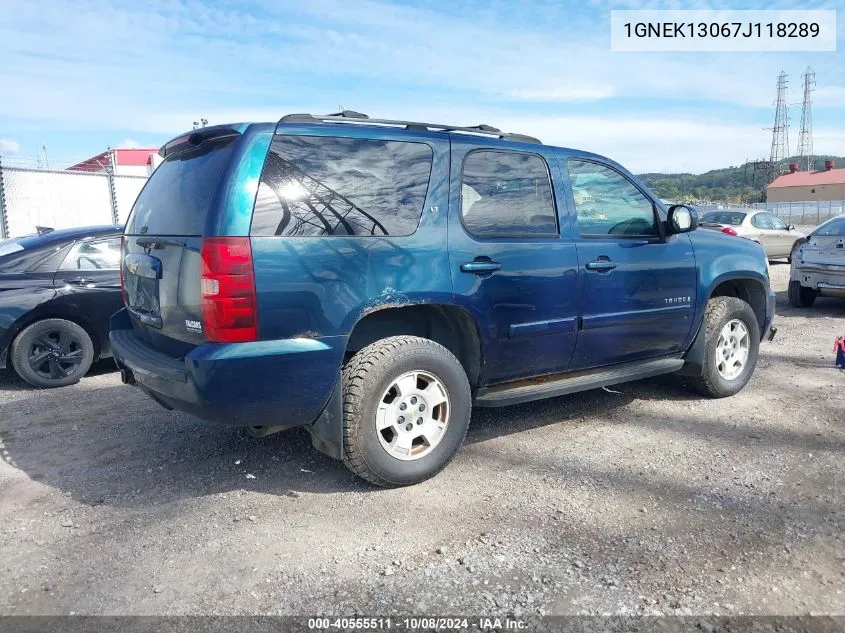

left=122, top=130, right=241, bottom=357
left=800, top=234, right=845, bottom=268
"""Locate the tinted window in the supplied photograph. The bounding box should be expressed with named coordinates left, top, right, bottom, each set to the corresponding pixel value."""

left=60, top=238, right=121, bottom=271
left=126, top=136, right=237, bottom=236
left=813, top=217, right=845, bottom=237
left=461, top=151, right=557, bottom=238
left=568, top=160, right=657, bottom=237
left=701, top=211, right=746, bottom=226
left=251, top=136, right=433, bottom=237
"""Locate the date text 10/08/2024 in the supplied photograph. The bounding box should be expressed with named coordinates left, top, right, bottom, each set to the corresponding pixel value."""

left=307, top=617, right=528, bottom=630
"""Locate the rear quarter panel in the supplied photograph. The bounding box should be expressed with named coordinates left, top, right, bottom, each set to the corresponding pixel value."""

left=245, top=127, right=453, bottom=340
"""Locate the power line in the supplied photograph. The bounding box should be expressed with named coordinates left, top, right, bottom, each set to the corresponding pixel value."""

left=796, top=67, right=815, bottom=172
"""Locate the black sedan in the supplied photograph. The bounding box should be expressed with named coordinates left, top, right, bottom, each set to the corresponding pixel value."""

left=0, top=225, right=124, bottom=388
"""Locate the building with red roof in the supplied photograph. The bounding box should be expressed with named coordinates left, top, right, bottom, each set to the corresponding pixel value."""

left=767, top=160, right=845, bottom=202
left=68, top=148, right=160, bottom=177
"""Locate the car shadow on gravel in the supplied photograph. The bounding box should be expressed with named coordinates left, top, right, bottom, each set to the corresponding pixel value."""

left=1, top=348, right=840, bottom=509
left=774, top=292, right=845, bottom=319
left=0, top=367, right=705, bottom=507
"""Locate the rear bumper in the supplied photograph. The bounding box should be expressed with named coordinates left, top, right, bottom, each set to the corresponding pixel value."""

left=792, top=262, right=845, bottom=294
left=109, top=308, right=346, bottom=428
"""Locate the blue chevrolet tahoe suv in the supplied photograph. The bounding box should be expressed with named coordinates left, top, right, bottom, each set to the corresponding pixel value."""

left=110, top=111, right=776, bottom=487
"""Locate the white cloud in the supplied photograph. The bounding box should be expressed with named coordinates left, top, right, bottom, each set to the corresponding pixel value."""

left=0, top=0, right=841, bottom=173
left=117, top=138, right=141, bottom=149
left=0, top=138, right=20, bottom=154
left=508, top=86, right=616, bottom=102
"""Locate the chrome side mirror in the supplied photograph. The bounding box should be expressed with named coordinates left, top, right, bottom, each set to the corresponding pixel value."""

left=667, top=204, right=698, bottom=234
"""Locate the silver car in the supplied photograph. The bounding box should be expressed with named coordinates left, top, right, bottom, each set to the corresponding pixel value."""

left=699, top=210, right=805, bottom=261
left=788, top=214, right=845, bottom=307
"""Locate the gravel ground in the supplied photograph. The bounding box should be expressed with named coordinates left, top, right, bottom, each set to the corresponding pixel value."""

left=0, top=262, right=843, bottom=617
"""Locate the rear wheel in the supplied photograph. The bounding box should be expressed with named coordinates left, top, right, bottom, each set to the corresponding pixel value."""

left=342, top=336, right=471, bottom=487
left=688, top=297, right=760, bottom=398
left=11, top=319, right=94, bottom=388
left=788, top=280, right=816, bottom=308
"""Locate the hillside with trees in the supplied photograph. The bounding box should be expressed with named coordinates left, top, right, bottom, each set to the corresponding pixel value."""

left=638, top=155, right=845, bottom=203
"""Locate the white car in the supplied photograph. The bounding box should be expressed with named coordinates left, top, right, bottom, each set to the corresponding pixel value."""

left=699, top=210, right=805, bottom=261
left=788, top=215, right=845, bottom=307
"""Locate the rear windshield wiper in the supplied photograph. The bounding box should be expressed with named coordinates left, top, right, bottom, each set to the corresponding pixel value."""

left=135, top=237, right=186, bottom=249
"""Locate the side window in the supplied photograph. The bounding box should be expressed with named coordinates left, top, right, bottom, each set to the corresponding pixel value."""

left=60, top=238, right=121, bottom=271
left=567, top=160, right=658, bottom=237
left=816, top=218, right=845, bottom=237
left=251, top=135, right=433, bottom=237
left=751, top=214, right=773, bottom=230
left=770, top=215, right=787, bottom=230
left=461, top=151, right=558, bottom=238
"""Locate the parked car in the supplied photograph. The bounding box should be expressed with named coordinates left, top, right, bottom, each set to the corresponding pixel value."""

left=788, top=214, right=845, bottom=307
left=111, top=112, right=776, bottom=487
left=0, top=225, right=124, bottom=388
left=699, top=210, right=805, bottom=261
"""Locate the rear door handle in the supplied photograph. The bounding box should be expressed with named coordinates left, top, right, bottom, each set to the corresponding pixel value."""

left=586, top=260, right=618, bottom=271
left=461, top=261, right=502, bottom=274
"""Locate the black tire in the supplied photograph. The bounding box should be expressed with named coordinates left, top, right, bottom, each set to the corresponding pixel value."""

left=342, top=335, right=471, bottom=487
left=787, top=239, right=805, bottom=265
left=688, top=296, right=760, bottom=398
left=11, top=318, right=94, bottom=388
left=788, top=280, right=816, bottom=308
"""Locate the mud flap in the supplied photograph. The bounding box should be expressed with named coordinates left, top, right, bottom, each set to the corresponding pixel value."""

left=677, top=322, right=705, bottom=377
left=306, top=375, right=344, bottom=460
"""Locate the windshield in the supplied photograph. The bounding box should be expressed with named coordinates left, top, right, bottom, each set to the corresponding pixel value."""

left=701, top=211, right=746, bottom=226
left=0, top=239, right=25, bottom=258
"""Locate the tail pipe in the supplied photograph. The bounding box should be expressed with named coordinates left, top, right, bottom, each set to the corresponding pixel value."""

left=120, top=368, right=136, bottom=385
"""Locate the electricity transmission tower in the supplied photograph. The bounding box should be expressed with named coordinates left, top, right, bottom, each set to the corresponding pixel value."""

left=767, top=71, right=790, bottom=184
left=796, top=67, right=815, bottom=172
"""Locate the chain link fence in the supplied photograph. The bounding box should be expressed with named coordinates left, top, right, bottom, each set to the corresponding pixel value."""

left=696, top=200, right=844, bottom=226
left=0, top=161, right=146, bottom=239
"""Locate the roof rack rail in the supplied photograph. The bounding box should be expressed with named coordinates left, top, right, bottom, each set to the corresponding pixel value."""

left=278, top=112, right=541, bottom=144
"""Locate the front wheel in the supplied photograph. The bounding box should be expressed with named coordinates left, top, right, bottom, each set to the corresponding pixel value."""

left=688, top=297, right=760, bottom=398
left=11, top=318, right=94, bottom=388
left=342, top=336, right=471, bottom=487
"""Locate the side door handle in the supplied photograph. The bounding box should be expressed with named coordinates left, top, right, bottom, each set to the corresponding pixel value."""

left=585, top=259, right=618, bottom=272
left=461, top=259, right=502, bottom=275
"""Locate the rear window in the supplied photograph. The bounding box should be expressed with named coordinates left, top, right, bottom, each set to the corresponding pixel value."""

left=250, top=135, right=433, bottom=237
left=701, top=211, right=746, bottom=226
left=125, top=136, right=237, bottom=236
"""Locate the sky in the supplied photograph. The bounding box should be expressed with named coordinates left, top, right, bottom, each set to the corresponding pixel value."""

left=0, top=0, right=843, bottom=174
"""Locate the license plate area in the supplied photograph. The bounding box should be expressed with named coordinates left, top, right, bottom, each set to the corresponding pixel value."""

left=124, top=253, right=163, bottom=328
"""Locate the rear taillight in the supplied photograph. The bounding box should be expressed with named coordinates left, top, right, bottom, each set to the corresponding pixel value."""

left=721, top=227, right=738, bottom=236
left=200, top=237, right=258, bottom=343
left=119, top=235, right=127, bottom=304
